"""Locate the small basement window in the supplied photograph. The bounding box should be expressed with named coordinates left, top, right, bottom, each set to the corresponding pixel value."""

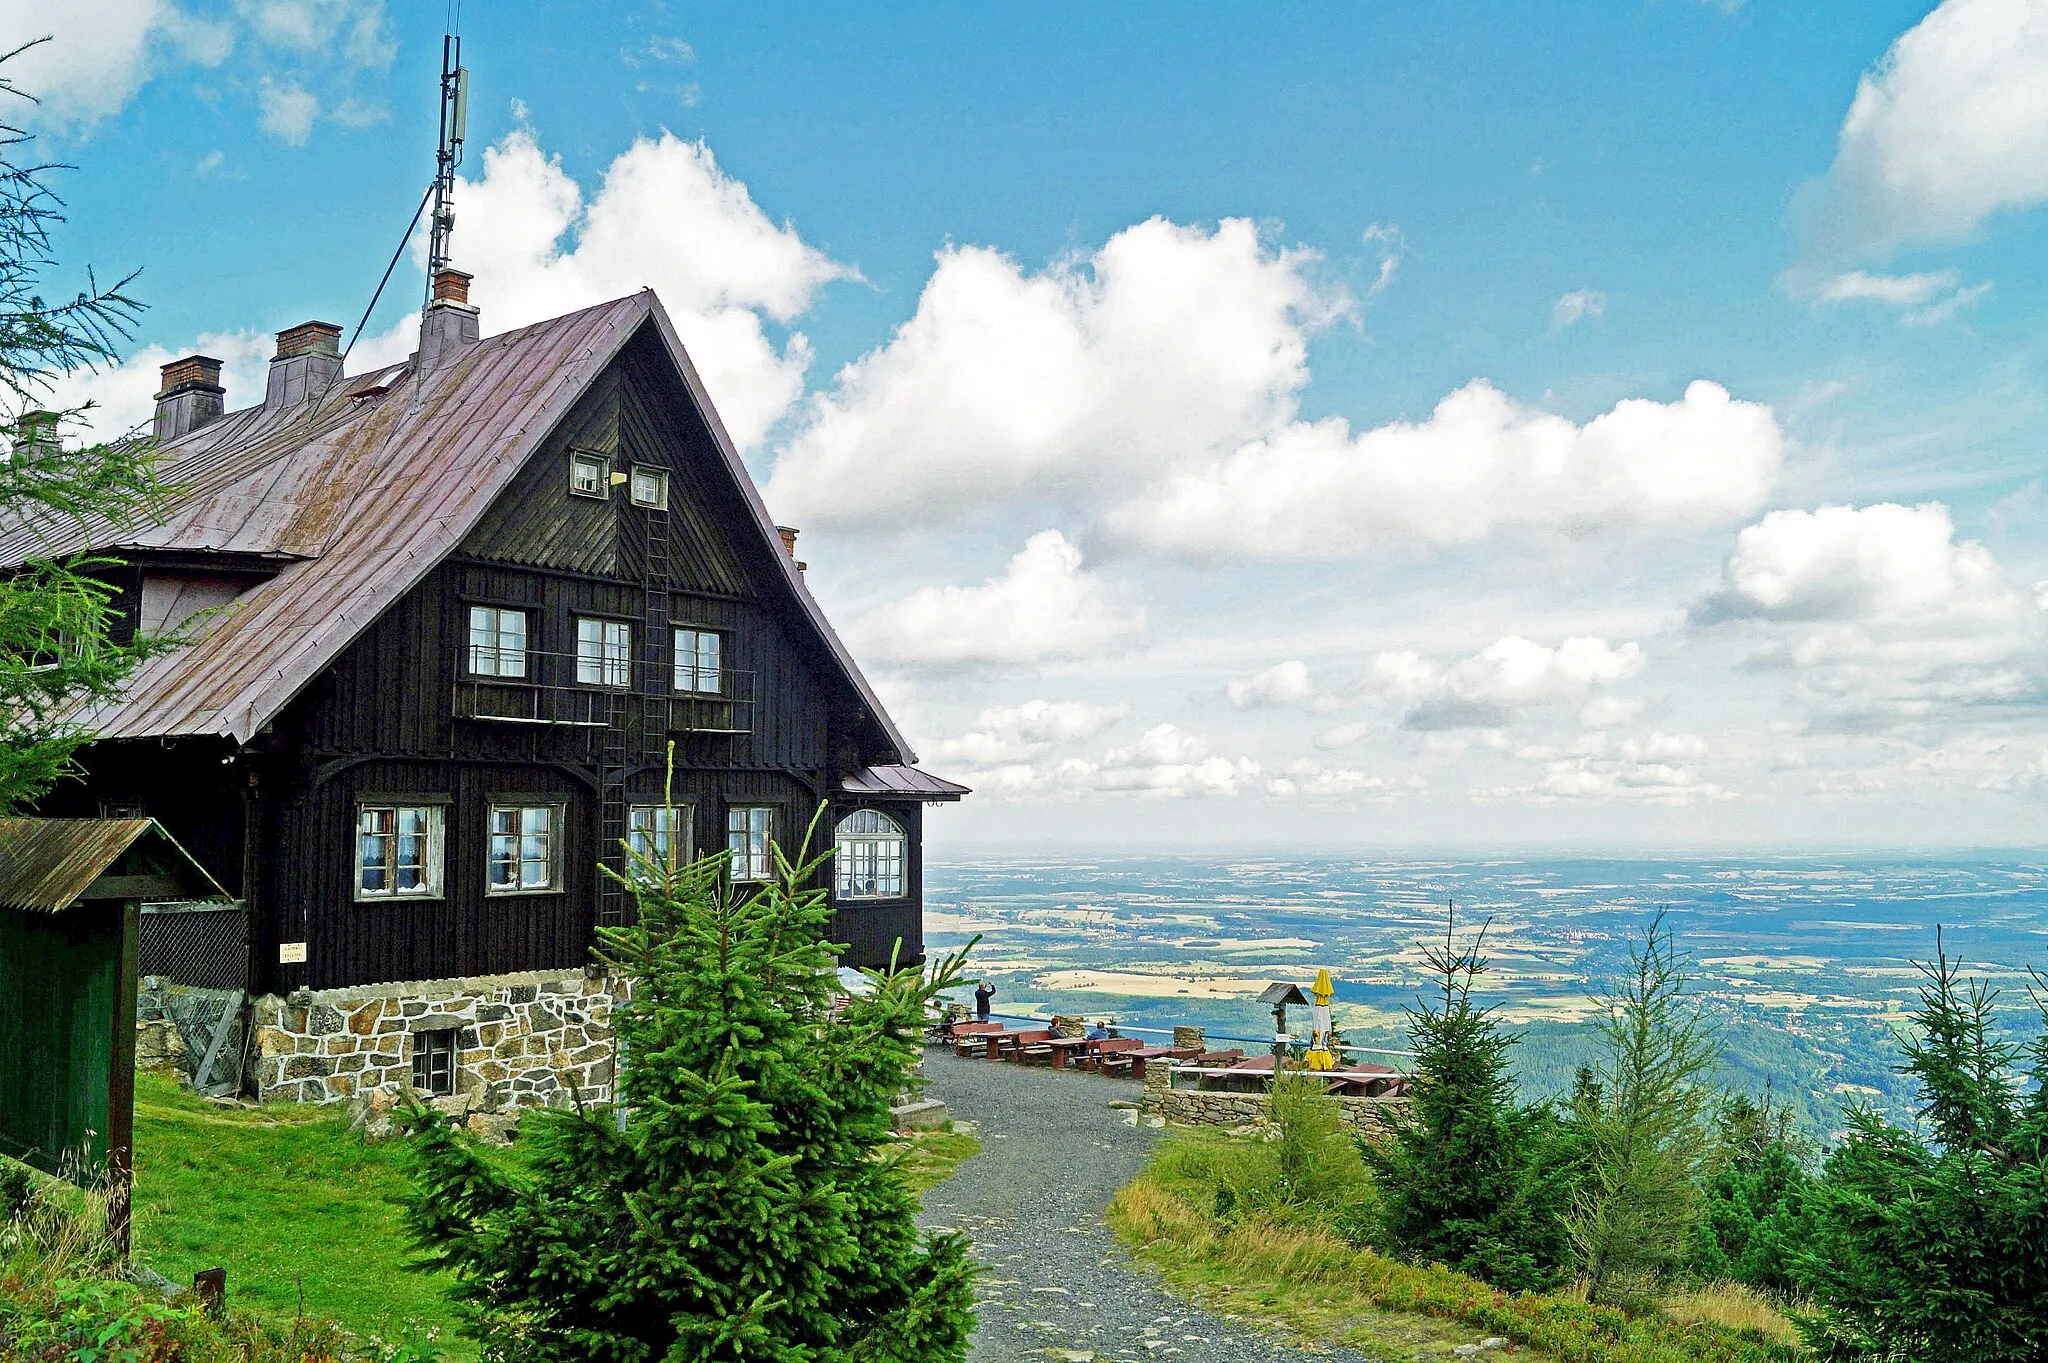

left=412, top=1029, right=457, bottom=1096
left=629, top=465, right=668, bottom=508
left=569, top=451, right=610, bottom=499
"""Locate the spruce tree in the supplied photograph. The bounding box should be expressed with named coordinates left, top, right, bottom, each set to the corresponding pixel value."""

left=1568, top=913, right=1718, bottom=1307
left=399, top=830, right=979, bottom=1363
left=1362, top=906, right=1574, bottom=1291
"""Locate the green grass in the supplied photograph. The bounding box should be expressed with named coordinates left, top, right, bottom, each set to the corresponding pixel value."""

left=129, top=1072, right=477, bottom=1356
left=1110, top=1127, right=1805, bottom=1363
left=127, top=1074, right=983, bottom=1359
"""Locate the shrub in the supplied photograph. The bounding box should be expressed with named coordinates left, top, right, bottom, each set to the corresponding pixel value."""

left=400, top=834, right=979, bottom=1362
left=1683, top=1094, right=1813, bottom=1297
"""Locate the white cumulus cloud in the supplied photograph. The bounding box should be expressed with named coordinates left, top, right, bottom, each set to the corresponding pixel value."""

left=1552, top=290, right=1606, bottom=328
left=1802, top=0, right=2048, bottom=262
left=933, top=698, right=1129, bottom=765
left=1372, top=635, right=1644, bottom=731
left=1696, top=502, right=2021, bottom=624
left=856, top=531, right=1142, bottom=668
left=1227, top=660, right=1313, bottom=709
left=765, top=216, right=1344, bottom=527
left=0, top=1, right=232, bottom=133
left=256, top=77, right=319, bottom=144
left=1107, top=379, right=1781, bottom=560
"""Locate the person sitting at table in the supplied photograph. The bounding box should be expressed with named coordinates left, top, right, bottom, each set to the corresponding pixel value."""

left=1083, top=1019, right=1111, bottom=1041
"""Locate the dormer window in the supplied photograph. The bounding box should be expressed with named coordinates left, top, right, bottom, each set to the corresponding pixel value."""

left=629, top=465, right=667, bottom=508
left=569, top=452, right=609, bottom=499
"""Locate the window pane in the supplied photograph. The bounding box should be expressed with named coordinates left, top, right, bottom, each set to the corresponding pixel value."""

left=498, top=611, right=526, bottom=678
left=467, top=606, right=494, bottom=675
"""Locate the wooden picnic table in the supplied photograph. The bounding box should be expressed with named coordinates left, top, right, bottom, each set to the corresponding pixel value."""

left=978, top=1028, right=1043, bottom=1060
left=1036, top=1036, right=1094, bottom=1069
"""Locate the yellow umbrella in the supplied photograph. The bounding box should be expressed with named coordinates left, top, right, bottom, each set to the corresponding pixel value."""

left=1304, top=968, right=1336, bottom=1071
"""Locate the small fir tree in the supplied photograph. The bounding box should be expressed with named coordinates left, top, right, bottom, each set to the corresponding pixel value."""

left=1682, top=1090, right=1814, bottom=1296
left=1568, top=913, right=1719, bottom=1307
left=1361, top=905, right=1575, bottom=1291
left=0, top=45, right=168, bottom=810
left=399, top=824, right=979, bottom=1363
left=1793, top=935, right=2048, bottom=1361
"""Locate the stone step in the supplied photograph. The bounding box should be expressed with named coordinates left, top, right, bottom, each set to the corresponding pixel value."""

left=890, top=1097, right=950, bottom=1131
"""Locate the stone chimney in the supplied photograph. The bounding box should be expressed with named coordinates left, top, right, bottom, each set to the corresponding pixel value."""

left=266, top=321, right=343, bottom=406
left=419, top=268, right=479, bottom=370
left=153, top=356, right=225, bottom=441
left=14, top=409, right=60, bottom=454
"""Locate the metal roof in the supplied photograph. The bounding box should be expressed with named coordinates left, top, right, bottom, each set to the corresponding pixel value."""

left=0, top=818, right=227, bottom=913
left=840, top=764, right=972, bottom=802
left=0, top=291, right=915, bottom=760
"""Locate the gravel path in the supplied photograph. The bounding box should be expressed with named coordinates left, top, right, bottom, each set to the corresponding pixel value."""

left=916, top=1050, right=1375, bottom=1363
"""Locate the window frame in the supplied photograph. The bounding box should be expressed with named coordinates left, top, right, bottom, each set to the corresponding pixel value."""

left=834, top=808, right=908, bottom=901
left=411, top=1028, right=458, bottom=1097
left=627, top=802, right=694, bottom=879
left=354, top=801, right=447, bottom=902
left=464, top=604, right=530, bottom=679
left=671, top=625, right=724, bottom=695
left=628, top=464, right=668, bottom=508
left=574, top=616, right=633, bottom=689
left=568, top=450, right=611, bottom=499
left=486, top=800, right=566, bottom=896
left=727, top=804, right=775, bottom=883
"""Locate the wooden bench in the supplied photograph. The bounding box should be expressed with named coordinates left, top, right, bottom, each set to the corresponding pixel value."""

left=950, top=1022, right=1003, bottom=1058
left=1003, top=1029, right=1057, bottom=1062
left=1076, top=1037, right=1143, bottom=1072
left=1099, top=1044, right=1201, bottom=1080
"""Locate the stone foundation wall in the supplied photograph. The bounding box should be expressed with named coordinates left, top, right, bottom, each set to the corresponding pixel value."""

left=250, top=968, right=620, bottom=1114
left=1155, top=1085, right=1407, bottom=1142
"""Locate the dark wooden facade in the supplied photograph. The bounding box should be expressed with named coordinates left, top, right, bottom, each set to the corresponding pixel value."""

left=42, top=322, right=941, bottom=994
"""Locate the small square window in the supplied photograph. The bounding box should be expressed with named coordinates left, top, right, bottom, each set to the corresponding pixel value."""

left=357, top=804, right=445, bottom=900
left=673, top=628, right=722, bottom=694
left=412, top=1029, right=457, bottom=1096
left=467, top=606, right=527, bottom=677
left=576, top=617, right=632, bottom=688
left=569, top=452, right=610, bottom=499
left=628, top=803, right=692, bottom=879
left=489, top=803, right=563, bottom=893
left=728, top=805, right=774, bottom=882
left=629, top=465, right=668, bottom=508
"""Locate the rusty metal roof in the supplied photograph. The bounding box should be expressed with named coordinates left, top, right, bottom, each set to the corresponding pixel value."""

left=840, top=764, right=972, bottom=801
left=0, top=818, right=228, bottom=912
left=0, top=291, right=915, bottom=760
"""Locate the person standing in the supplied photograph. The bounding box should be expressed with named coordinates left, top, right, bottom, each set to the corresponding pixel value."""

left=974, top=980, right=995, bottom=1022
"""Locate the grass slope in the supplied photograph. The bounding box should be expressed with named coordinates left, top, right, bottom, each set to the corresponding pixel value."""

left=1109, top=1128, right=1802, bottom=1363
left=128, top=1073, right=984, bottom=1357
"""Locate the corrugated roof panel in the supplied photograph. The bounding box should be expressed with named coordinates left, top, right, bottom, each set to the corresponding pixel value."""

left=0, top=818, right=151, bottom=912
left=841, top=764, right=972, bottom=801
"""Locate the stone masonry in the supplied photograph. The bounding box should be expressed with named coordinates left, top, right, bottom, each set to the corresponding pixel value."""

left=1154, top=1084, right=1407, bottom=1143
left=249, top=968, right=620, bottom=1115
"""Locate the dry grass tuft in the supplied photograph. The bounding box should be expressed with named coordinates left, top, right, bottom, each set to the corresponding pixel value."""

left=1663, top=1281, right=1804, bottom=1347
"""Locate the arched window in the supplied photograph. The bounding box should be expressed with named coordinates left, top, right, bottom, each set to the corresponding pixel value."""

left=835, top=809, right=906, bottom=899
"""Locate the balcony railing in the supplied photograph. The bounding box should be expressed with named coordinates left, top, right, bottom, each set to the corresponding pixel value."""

left=451, top=650, right=754, bottom=736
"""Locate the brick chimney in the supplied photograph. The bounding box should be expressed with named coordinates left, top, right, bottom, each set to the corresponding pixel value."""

left=14, top=409, right=60, bottom=454
left=266, top=321, right=343, bottom=407
left=419, top=268, right=479, bottom=370
left=774, top=525, right=807, bottom=572
left=153, top=356, right=225, bottom=441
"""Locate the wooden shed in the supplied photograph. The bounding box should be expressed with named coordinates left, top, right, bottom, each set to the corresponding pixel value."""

left=0, top=818, right=228, bottom=1196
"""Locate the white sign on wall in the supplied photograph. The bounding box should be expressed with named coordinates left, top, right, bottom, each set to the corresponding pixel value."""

left=278, top=941, right=308, bottom=964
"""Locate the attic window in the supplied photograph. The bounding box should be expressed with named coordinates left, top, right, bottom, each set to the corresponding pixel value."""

left=629, top=465, right=667, bottom=508
left=569, top=452, right=609, bottom=499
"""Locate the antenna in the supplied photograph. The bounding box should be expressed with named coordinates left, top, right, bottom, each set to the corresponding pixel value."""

left=427, top=33, right=468, bottom=274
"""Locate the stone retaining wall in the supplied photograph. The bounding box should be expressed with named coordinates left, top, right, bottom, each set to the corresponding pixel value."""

left=1155, top=1085, right=1407, bottom=1141
left=249, top=968, right=620, bottom=1114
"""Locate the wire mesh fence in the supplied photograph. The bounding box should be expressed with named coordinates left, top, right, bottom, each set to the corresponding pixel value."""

left=138, top=902, right=248, bottom=1096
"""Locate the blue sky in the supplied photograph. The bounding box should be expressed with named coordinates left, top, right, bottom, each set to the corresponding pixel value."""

left=16, top=1, right=2048, bottom=849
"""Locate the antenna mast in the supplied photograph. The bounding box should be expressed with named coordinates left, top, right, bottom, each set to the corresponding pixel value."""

left=427, top=33, right=468, bottom=273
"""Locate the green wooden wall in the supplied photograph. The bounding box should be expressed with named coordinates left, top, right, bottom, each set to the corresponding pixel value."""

left=0, top=902, right=123, bottom=1178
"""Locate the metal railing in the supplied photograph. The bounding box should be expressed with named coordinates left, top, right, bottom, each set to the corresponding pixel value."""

left=452, top=651, right=755, bottom=736
left=968, top=1010, right=1417, bottom=1067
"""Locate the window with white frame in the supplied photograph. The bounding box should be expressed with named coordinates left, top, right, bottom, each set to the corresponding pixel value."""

left=411, top=1029, right=457, bottom=1096
left=727, top=805, right=773, bottom=882
left=357, top=803, right=445, bottom=899
left=569, top=451, right=609, bottom=498
left=834, top=809, right=906, bottom=899
left=488, top=803, right=562, bottom=893
left=576, top=617, right=631, bottom=687
left=629, top=465, right=668, bottom=508
left=466, top=606, right=527, bottom=677
left=673, top=628, right=722, bottom=694
left=628, top=803, right=691, bottom=878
